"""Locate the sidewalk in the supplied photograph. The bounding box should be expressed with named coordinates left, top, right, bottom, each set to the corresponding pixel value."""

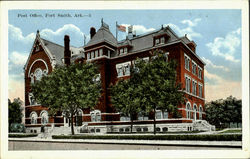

left=9, top=136, right=242, bottom=148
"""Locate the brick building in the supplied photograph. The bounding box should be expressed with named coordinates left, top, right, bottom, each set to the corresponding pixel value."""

left=24, top=21, right=214, bottom=133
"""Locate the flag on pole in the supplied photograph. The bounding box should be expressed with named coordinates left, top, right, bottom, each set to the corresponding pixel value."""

left=117, top=24, right=126, bottom=32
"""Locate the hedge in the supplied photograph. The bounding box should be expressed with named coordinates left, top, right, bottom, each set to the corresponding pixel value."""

left=9, top=133, right=38, bottom=138
left=52, top=134, right=241, bottom=141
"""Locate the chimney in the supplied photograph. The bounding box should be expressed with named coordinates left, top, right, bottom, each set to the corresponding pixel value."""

left=90, top=27, right=96, bottom=39
left=64, top=35, right=71, bottom=66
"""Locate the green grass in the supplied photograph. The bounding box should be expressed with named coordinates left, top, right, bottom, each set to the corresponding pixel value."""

left=9, top=133, right=38, bottom=138
left=220, top=129, right=242, bottom=134
left=52, top=134, right=241, bottom=141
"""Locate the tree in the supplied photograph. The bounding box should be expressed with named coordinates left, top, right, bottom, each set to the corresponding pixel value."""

left=31, top=63, right=101, bottom=135
left=111, top=49, right=185, bottom=134
left=135, top=50, right=185, bottom=134
left=110, top=78, right=146, bottom=132
left=8, top=98, right=23, bottom=128
left=205, top=96, right=242, bottom=128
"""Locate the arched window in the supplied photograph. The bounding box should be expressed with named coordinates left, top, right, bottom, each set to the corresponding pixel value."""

left=199, top=105, right=203, bottom=120
left=28, top=93, right=36, bottom=105
left=34, top=68, right=43, bottom=81
left=186, top=102, right=191, bottom=119
left=193, top=104, right=197, bottom=120
left=90, top=110, right=101, bottom=122
left=30, top=111, right=38, bottom=125
left=40, top=110, right=48, bottom=125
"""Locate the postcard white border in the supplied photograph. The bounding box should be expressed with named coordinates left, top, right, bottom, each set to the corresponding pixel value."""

left=1, top=1, right=249, bottom=159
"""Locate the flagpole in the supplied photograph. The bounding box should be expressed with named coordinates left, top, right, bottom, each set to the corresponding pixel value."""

left=116, top=21, right=118, bottom=41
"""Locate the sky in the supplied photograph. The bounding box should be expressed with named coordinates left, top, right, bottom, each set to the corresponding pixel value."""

left=8, top=9, right=242, bottom=102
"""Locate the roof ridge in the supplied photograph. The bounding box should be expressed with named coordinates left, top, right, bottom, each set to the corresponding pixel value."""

left=40, top=38, right=64, bottom=48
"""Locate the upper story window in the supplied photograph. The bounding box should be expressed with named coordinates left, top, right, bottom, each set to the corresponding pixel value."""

left=198, top=83, right=203, bottom=98
left=30, top=111, right=38, bottom=125
left=99, top=49, right=103, bottom=56
left=108, top=50, right=111, bottom=58
left=116, top=61, right=131, bottom=77
left=192, top=61, right=197, bottom=75
left=156, top=110, right=168, bottom=119
left=120, top=48, right=124, bottom=55
left=192, top=80, right=197, bottom=95
left=95, top=50, right=98, bottom=58
left=87, top=52, right=90, bottom=60
left=184, top=54, right=190, bottom=71
left=160, top=37, right=165, bottom=44
left=91, top=51, right=94, bottom=59
left=198, top=66, right=202, bottom=79
left=124, top=47, right=128, bottom=54
left=155, top=38, right=160, bottom=45
left=34, top=68, right=43, bottom=81
left=185, top=75, right=191, bottom=93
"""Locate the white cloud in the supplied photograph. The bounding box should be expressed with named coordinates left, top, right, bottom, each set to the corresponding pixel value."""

left=201, top=57, right=229, bottom=72
left=9, top=51, right=28, bottom=66
left=181, top=18, right=201, bottom=27
left=204, top=69, right=241, bottom=102
left=9, top=24, right=36, bottom=44
left=121, top=24, right=155, bottom=35
left=40, top=24, right=85, bottom=39
left=206, top=28, right=241, bottom=63
left=165, top=18, right=202, bottom=40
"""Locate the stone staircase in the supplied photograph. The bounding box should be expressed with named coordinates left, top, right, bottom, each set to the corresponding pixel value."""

left=193, top=120, right=216, bottom=131
left=50, top=126, right=77, bottom=135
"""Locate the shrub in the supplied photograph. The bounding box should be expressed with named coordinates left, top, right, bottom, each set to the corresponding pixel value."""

left=9, top=123, right=26, bottom=133
left=9, top=133, right=38, bottom=138
left=52, top=134, right=241, bottom=141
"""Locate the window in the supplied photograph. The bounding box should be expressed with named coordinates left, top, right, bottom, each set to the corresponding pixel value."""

left=108, top=50, right=111, bottom=58
left=155, top=38, right=160, bottom=45
left=124, top=47, right=128, bottom=54
left=160, top=37, right=165, bottom=44
left=198, top=83, right=203, bottom=98
left=95, top=50, right=98, bottom=58
left=184, top=54, right=190, bottom=71
left=116, top=62, right=131, bottom=77
left=30, top=73, right=34, bottom=84
left=30, top=111, right=38, bottom=124
left=87, top=52, right=90, bottom=60
left=28, top=93, right=36, bottom=105
left=90, top=110, right=101, bottom=122
left=99, top=49, right=103, bottom=56
left=199, top=106, right=203, bottom=120
left=40, top=110, right=48, bottom=125
left=138, top=113, right=149, bottom=121
left=124, top=64, right=130, bottom=76
left=120, top=116, right=130, bottom=121
left=34, top=68, right=43, bottom=81
left=91, top=51, right=94, bottom=59
left=193, top=104, right=197, bottom=120
left=192, top=61, right=197, bottom=75
left=198, top=67, right=202, bottom=79
left=156, top=110, right=168, bottom=119
left=185, top=75, right=191, bottom=93
left=186, top=103, right=191, bottom=119
left=192, top=80, right=197, bottom=95
left=120, top=48, right=123, bottom=55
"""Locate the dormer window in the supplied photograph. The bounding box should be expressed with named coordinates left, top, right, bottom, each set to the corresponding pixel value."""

left=95, top=50, right=98, bottom=58
left=120, top=48, right=124, bottom=55
left=160, top=37, right=165, bottom=44
left=99, top=49, right=103, bottom=56
left=155, top=38, right=160, bottom=45
left=124, top=47, right=128, bottom=54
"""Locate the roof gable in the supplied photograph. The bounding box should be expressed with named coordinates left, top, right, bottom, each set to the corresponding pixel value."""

left=85, top=24, right=117, bottom=48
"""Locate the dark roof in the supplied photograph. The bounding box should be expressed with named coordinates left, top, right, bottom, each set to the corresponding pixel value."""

left=85, top=25, right=117, bottom=48
left=41, top=38, right=65, bottom=65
